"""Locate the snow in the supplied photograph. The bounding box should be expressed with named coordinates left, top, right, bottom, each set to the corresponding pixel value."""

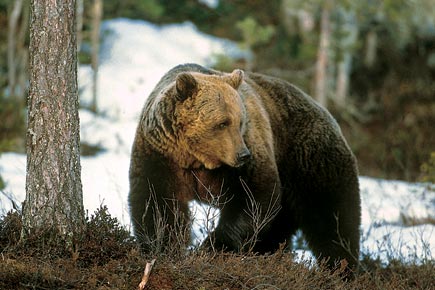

left=79, top=18, right=242, bottom=122
left=1, top=18, right=434, bottom=265
left=198, top=0, right=219, bottom=9
left=359, top=177, right=435, bottom=264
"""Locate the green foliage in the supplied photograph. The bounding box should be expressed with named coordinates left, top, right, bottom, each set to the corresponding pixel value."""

left=103, top=0, right=164, bottom=21
left=0, top=150, right=4, bottom=191
left=80, top=142, right=106, bottom=156
left=236, top=16, right=275, bottom=49
left=210, top=53, right=238, bottom=72
left=0, top=5, right=8, bottom=91
left=0, top=0, right=9, bottom=10
left=0, top=171, right=4, bottom=191
left=0, top=94, right=25, bottom=153
left=420, top=152, right=435, bottom=183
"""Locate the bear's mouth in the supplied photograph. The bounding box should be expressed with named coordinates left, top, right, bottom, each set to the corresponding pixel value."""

left=190, top=150, right=249, bottom=170
left=225, top=153, right=251, bottom=168
left=226, top=159, right=249, bottom=169
left=203, top=161, right=222, bottom=170
left=232, top=160, right=246, bottom=168
left=199, top=157, right=249, bottom=170
left=190, top=152, right=223, bottom=170
left=186, top=157, right=222, bottom=170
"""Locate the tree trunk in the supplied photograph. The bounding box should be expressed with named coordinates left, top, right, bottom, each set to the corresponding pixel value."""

left=335, top=54, right=351, bottom=107
left=17, top=2, right=30, bottom=102
left=314, top=0, right=332, bottom=108
left=23, top=0, right=84, bottom=241
left=335, top=8, right=358, bottom=108
left=7, top=0, right=24, bottom=98
left=76, top=0, right=84, bottom=52
left=364, top=28, right=377, bottom=68
left=90, top=0, right=103, bottom=113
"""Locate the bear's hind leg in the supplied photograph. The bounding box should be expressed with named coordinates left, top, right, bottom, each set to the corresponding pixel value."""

left=300, top=203, right=360, bottom=271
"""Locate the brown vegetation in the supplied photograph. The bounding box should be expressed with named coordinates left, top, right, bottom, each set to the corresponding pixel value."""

left=1, top=208, right=433, bottom=290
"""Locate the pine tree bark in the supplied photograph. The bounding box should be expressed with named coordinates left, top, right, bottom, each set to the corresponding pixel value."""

left=23, top=0, right=84, bottom=240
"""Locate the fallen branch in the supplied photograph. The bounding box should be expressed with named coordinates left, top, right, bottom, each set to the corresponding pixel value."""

left=138, top=258, right=156, bottom=290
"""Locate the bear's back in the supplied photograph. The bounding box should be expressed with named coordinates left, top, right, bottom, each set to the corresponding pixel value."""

left=243, top=72, right=344, bottom=160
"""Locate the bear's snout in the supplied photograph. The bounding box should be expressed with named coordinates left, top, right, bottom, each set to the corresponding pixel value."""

left=235, top=147, right=251, bottom=167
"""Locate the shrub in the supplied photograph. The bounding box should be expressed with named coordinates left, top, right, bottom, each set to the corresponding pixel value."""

left=420, top=152, right=435, bottom=183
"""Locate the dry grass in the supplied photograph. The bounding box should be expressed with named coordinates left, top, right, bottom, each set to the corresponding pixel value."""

left=1, top=208, right=434, bottom=290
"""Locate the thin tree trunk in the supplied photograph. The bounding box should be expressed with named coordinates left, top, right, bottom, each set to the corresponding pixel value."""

left=314, top=0, right=332, bottom=108
left=23, top=0, right=84, bottom=240
left=335, top=8, right=358, bottom=108
left=365, top=28, right=377, bottom=67
left=7, top=0, right=24, bottom=97
left=335, top=54, right=351, bottom=107
left=16, top=1, right=30, bottom=101
left=90, top=0, right=103, bottom=113
left=76, top=0, right=84, bottom=52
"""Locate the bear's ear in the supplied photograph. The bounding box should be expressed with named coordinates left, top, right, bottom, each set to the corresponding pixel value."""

left=175, top=72, right=198, bottom=101
left=224, top=69, right=244, bottom=90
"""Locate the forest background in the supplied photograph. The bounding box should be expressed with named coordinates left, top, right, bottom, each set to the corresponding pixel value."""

left=0, top=0, right=434, bottom=185
left=0, top=1, right=434, bottom=289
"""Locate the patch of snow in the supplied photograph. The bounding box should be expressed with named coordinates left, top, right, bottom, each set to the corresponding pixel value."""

left=198, top=0, right=219, bottom=9
left=0, top=153, right=26, bottom=212
left=360, top=176, right=435, bottom=228
left=80, top=109, right=136, bottom=154
left=362, top=224, right=434, bottom=264
left=79, top=18, right=242, bottom=121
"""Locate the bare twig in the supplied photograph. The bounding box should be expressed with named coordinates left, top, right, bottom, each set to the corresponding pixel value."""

left=192, top=171, right=231, bottom=252
left=240, top=178, right=281, bottom=253
left=138, top=258, right=156, bottom=290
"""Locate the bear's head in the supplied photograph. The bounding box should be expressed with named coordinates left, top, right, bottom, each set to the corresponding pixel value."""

left=173, top=70, right=251, bottom=170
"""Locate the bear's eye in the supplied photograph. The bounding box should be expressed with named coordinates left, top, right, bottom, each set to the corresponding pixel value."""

left=215, top=120, right=230, bottom=130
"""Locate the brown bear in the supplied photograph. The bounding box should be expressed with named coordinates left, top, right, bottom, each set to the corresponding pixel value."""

left=129, top=63, right=361, bottom=270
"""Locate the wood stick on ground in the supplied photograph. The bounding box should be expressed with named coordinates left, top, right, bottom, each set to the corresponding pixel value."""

left=138, top=258, right=156, bottom=290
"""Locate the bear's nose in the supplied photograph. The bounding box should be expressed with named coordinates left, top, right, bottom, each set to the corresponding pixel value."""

left=236, top=148, right=251, bottom=165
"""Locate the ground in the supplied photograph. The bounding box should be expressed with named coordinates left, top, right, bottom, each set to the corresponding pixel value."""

left=0, top=208, right=434, bottom=290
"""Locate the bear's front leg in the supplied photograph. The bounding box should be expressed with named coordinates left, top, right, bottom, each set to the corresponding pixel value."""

left=201, top=168, right=282, bottom=253
left=135, top=185, right=190, bottom=254
left=129, top=144, right=190, bottom=253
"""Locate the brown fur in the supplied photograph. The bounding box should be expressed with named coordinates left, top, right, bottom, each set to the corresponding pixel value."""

left=129, top=63, right=361, bottom=271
